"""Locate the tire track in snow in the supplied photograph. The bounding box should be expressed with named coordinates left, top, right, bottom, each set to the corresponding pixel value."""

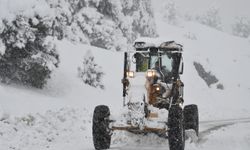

left=198, top=117, right=250, bottom=144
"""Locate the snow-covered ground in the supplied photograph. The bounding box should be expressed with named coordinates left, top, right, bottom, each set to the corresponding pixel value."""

left=1, top=1, right=250, bottom=150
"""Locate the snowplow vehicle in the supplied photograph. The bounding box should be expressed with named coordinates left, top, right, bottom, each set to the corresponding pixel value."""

left=92, top=38, right=199, bottom=150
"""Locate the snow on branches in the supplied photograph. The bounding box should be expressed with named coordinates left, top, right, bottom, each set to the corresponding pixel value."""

left=196, top=7, right=222, bottom=31
left=0, top=15, right=59, bottom=88
left=232, top=16, right=250, bottom=38
left=78, top=50, right=104, bottom=89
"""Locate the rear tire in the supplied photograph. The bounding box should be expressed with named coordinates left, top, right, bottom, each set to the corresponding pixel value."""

left=92, top=105, right=111, bottom=150
left=184, top=104, right=199, bottom=136
left=168, top=105, right=185, bottom=150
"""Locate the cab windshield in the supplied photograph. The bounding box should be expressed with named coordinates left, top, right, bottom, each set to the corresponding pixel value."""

left=149, top=54, right=173, bottom=75
left=135, top=52, right=173, bottom=73
left=161, top=53, right=173, bottom=73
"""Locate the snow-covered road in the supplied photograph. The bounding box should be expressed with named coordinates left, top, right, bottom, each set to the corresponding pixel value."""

left=1, top=107, right=250, bottom=150
left=110, top=117, right=250, bottom=150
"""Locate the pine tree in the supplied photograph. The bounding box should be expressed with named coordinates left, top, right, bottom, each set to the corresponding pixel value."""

left=78, top=50, right=104, bottom=89
left=0, top=15, right=59, bottom=88
left=196, top=7, right=222, bottom=30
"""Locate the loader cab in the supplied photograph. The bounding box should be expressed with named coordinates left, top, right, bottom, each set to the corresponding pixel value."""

left=133, top=40, right=183, bottom=82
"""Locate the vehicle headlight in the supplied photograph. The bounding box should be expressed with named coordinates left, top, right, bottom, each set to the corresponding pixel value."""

left=153, top=84, right=161, bottom=92
left=153, top=84, right=162, bottom=94
left=156, top=86, right=160, bottom=91
left=146, top=70, right=157, bottom=78
left=127, top=71, right=134, bottom=78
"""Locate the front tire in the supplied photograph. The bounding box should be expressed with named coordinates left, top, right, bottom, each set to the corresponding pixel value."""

left=168, top=105, right=185, bottom=150
left=92, top=105, right=111, bottom=150
left=184, top=104, right=199, bottom=136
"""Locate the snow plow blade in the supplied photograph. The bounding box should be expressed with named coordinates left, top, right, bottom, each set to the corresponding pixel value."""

left=112, top=126, right=167, bottom=133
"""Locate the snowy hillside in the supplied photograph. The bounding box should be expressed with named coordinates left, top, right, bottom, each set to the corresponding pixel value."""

left=1, top=0, right=250, bottom=150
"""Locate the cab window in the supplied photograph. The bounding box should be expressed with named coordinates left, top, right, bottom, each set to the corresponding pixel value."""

left=135, top=53, right=148, bottom=72
left=161, top=53, right=173, bottom=73
left=149, top=55, right=159, bottom=69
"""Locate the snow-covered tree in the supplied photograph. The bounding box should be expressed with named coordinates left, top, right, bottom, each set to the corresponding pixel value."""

left=123, top=0, right=157, bottom=39
left=47, top=0, right=157, bottom=51
left=78, top=50, right=104, bottom=89
left=232, top=16, right=250, bottom=38
left=162, top=0, right=178, bottom=25
left=76, top=7, right=127, bottom=51
left=0, top=15, right=59, bottom=88
left=196, top=7, right=222, bottom=30
left=46, top=0, right=90, bottom=44
left=184, top=12, right=194, bottom=21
